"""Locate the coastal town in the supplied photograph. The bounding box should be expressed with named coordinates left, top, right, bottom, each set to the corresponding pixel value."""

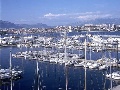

left=1, top=23, right=120, bottom=35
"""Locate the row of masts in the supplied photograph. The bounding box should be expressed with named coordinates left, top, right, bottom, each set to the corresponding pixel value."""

left=0, top=50, right=23, bottom=90
left=1, top=30, right=120, bottom=90
left=11, top=30, right=119, bottom=69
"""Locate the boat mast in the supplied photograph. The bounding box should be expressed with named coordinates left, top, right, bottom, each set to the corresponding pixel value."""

left=33, top=51, right=40, bottom=90
left=37, top=50, right=40, bottom=90
left=109, top=51, right=112, bottom=90
left=64, top=30, right=67, bottom=62
left=90, top=44, right=91, bottom=61
left=10, top=50, right=13, bottom=90
left=37, top=60, right=39, bottom=90
left=10, top=50, right=12, bottom=71
left=84, top=39, right=87, bottom=90
left=65, top=67, right=68, bottom=90
left=88, top=28, right=91, bottom=61
left=116, top=40, right=119, bottom=67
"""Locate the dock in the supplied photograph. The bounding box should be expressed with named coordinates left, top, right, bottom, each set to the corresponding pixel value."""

left=78, top=59, right=120, bottom=68
left=113, top=85, right=120, bottom=90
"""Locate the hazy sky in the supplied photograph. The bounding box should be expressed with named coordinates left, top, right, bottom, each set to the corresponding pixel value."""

left=1, top=0, right=120, bottom=25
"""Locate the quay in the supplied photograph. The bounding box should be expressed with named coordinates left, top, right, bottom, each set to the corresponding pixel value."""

left=78, top=59, right=120, bottom=68
left=113, top=85, right=120, bottom=90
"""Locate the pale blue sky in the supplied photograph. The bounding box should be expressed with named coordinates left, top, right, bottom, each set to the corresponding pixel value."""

left=1, top=0, right=120, bottom=25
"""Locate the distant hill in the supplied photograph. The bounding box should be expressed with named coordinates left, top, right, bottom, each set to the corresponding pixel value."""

left=18, top=23, right=50, bottom=28
left=0, top=20, right=51, bottom=29
left=87, top=18, right=120, bottom=24
left=0, top=20, right=22, bottom=29
left=70, top=18, right=120, bottom=26
left=1, top=18, right=120, bottom=29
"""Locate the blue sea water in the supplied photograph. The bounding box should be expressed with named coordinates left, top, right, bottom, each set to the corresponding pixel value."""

left=0, top=31, right=120, bottom=90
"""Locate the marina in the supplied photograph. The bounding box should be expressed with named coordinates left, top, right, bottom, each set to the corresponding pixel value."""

left=0, top=30, right=120, bottom=90
left=1, top=0, right=120, bottom=89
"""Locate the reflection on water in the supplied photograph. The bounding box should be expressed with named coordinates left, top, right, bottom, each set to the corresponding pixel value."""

left=0, top=48, right=120, bottom=90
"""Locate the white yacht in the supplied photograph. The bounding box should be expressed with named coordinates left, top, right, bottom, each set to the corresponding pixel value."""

left=74, top=61, right=84, bottom=67
left=99, top=64, right=108, bottom=70
left=89, top=63, right=99, bottom=69
left=0, top=68, right=22, bottom=80
left=106, top=71, right=120, bottom=80
left=0, top=51, right=22, bottom=80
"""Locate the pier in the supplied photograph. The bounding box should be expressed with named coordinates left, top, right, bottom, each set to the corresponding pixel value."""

left=113, top=85, right=120, bottom=90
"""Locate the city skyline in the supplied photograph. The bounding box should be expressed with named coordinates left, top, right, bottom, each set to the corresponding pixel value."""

left=1, top=0, right=120, bottom=26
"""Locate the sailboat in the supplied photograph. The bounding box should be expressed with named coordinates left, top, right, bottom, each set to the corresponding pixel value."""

left=106, top=52, right=113, bottom=90
left=32, top=49, right=42, bottom=90
left=0, top=50, right=22, bottom=81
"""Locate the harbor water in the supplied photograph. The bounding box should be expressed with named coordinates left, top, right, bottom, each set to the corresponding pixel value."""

left=0, top=31, right=120, bottom=90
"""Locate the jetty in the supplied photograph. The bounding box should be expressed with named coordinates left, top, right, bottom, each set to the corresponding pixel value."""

left=113, top=85, right=120, bottom=90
